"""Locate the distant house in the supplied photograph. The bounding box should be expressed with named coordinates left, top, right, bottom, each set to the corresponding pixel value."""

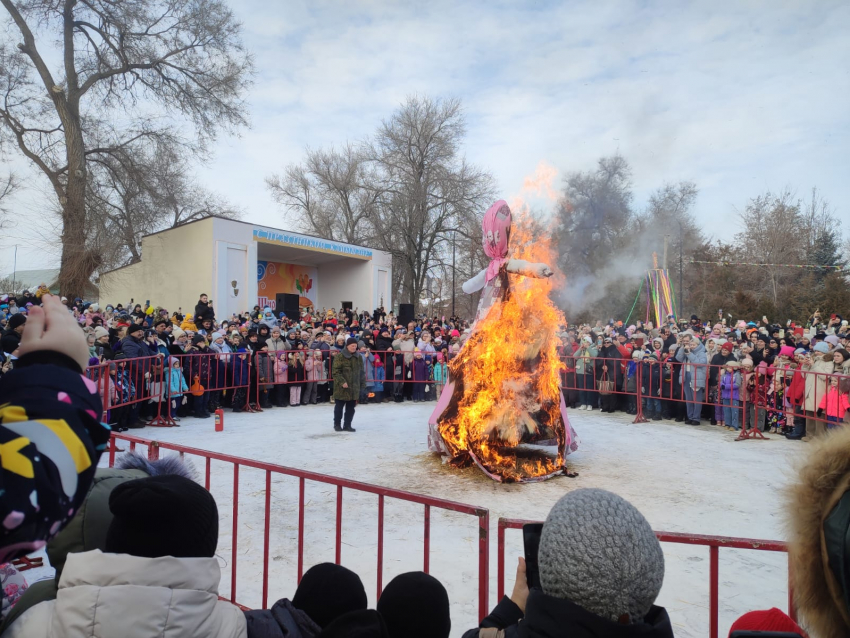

left=0, top=268, right=98, bottom=299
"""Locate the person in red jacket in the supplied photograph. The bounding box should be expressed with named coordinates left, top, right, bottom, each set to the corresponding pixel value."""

left=818, top=376, right=850, bottom=429
left=785, top=351, right=808, bottom=439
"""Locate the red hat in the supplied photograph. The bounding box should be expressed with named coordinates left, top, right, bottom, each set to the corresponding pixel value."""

left=720, top=342, right=734, bottom=353
left=728, top=608, right=804, bottom=637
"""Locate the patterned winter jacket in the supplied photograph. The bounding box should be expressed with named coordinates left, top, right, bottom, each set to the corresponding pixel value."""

left=0, top=352, right=110, bottom=563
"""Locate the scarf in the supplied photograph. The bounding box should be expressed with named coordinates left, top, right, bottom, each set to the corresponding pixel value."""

left=482, top=200, right=512, bottom=284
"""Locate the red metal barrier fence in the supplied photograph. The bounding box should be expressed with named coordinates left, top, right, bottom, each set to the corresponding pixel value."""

left=85, top=346, right=848, bottom=437
left=497, top=518, right=792, bottom=638
left=107, top=433, right=490, bottom=618
left=86, top=349, right=448, bottom=427
left=558, top=352, right=849, bottom=436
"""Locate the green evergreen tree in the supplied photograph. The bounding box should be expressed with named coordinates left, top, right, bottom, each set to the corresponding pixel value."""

left=807, top=229, right=847, bottom=286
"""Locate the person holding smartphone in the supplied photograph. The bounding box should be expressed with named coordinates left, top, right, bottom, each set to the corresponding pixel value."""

left=465, top=489, right=673, bottom=637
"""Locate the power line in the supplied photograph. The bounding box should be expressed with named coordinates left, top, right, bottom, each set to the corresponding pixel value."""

left=688, top=259, right=844, bottom=271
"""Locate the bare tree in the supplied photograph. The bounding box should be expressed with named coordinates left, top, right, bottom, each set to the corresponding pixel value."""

left=266, top=144, right=377, bottom=245
left=0, top=170, right=17, bottom=224
left=87, top=139, right=241, bottom=268
left=366, top=96, right=495, bottom=305
left=0, top=0, right=253, bottom=299
left=268, top=96, right=495, bottom=308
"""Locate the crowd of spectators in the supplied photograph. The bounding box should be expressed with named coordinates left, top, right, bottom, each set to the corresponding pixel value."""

left=558, top=312, right=850, bottom=439
left=0, top=291, right=468, bottom=429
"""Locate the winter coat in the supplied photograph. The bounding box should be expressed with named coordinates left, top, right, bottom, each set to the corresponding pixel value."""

left=625, top=360, right=639, bottom=393
left=363, top=353, right=375, bottom=387
left=372, top=365, right=385, bottom=392
left=305, top=357, right=322, bottom=382
left=598, top=345, right=623, bottom=387
left=273, top=353, right=288, bottom=380
left=96, top=341, right=115, bottom=361
left=719, top=371, right=742, bottom=401
left=787, top=426, right=850, bottom=638
left=818, top=388, right=850, bottom=418
left=167, top=365, right=189, bottom=398
left=375, top=336, right=394, bottom=357
left=0, top=357, right=110, bottom=565
left=255, top=351, right=275, bottom=388
left=675, top=340, right=708, bottom=388
left=260, top=312, right=279, bottom=329
left=119, top=335, right=152, bottom=361
left=575, top=345, right=597, bottom=375
left=787, top=367, right=806, bottom=407
left=184, top=346, right=213, bottom=390
left=332, top=351, right=365, bottom=402
left=410, top=356, right=429, bottom=384
left=4, top=550, right=247, bottom=638
left=287, top=356, right=305, bottom=382
left=244, top=598, right=320, bottom=638
left=433, top=362, right=448, bottom=384
left=265, top=336, right=287, bottom=353
left=231, top=352, right=250, bottom=386
left=393, top=338, right=416, bottom=365
left=417, top=341, right=436, bottom=361
left=803, top=353, right=836, bottom=412
left=709, top=352, right=736, bottom=386
left=462, top=591, right=674, bottom=638
left=641, top=360, right=662, bottom=396
left=0, top=466, right=151, bottom=634
left=194, top=300, right=216, bottom=324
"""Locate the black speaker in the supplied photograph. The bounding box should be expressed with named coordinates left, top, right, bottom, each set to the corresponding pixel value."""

left=276, top=293, right=301, bottom=320
left=341, top=301, right=353, bottom=311
left=398, top=303, right=414, bottom=326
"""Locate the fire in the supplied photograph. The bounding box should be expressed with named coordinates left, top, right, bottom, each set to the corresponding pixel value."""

left=437, top=215, right=570, bottom=482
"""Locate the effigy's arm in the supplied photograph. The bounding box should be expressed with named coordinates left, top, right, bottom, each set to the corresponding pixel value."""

left=506, top=259, right=553, bottom=278
left=462, top=269, right=488, bottom=294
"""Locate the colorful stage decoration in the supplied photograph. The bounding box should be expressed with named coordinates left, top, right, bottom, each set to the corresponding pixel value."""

left=645, top=253, right=677, bottom=326
left=257, top=261, right=318, bottom=310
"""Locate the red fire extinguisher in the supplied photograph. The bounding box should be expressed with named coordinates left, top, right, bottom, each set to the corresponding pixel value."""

left=214, top=408, right=224, bottom=432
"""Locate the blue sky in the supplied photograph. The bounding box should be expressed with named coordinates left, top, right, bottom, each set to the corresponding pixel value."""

left=2, top=0, right=849, bottom=273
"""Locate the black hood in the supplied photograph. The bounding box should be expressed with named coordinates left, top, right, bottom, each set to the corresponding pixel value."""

left=517, top=591, right=674, bottom=638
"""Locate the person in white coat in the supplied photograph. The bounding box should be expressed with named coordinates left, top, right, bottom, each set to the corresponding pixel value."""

left=6, top=474, right=246, bottom=638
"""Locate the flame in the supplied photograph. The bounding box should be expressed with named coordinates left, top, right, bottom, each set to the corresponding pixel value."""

left=522, top=161, right=559, bottom=201
left=437, top=215, right=568, bottom=482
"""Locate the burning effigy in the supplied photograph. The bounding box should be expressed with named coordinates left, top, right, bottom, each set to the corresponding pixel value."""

left=428, top=200, right=579, bottom=483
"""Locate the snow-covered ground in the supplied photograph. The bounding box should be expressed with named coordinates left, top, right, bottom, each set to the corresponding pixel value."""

left=98, top=402, right=800, bottom=637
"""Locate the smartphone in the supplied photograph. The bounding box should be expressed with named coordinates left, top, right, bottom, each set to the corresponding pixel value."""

left=729, top=632, right=803, bottom=638
left=145, top=300, right=150, bottom=307
left=98, top=346, right=104, bottom=356
left=522, top=523, right=544, bottom=590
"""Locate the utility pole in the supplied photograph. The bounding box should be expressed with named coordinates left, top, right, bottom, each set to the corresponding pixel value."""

left=677, top=221, right=683, bottom=317
left=11, top=244, right=18, bottom=294
left=662, top=235, right=669, bottom=270
left=451, top=230, right=457, bottom=317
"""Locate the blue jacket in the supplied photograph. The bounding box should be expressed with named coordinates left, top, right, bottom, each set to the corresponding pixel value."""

left=167, top=365, right=189, bottom=398
left=373, top=365, right=385, bottom=392
left=120, top=336, right=152, bottom=360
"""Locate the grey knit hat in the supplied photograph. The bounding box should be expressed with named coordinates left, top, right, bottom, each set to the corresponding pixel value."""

left=538, top=488, right=664, bottom=623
